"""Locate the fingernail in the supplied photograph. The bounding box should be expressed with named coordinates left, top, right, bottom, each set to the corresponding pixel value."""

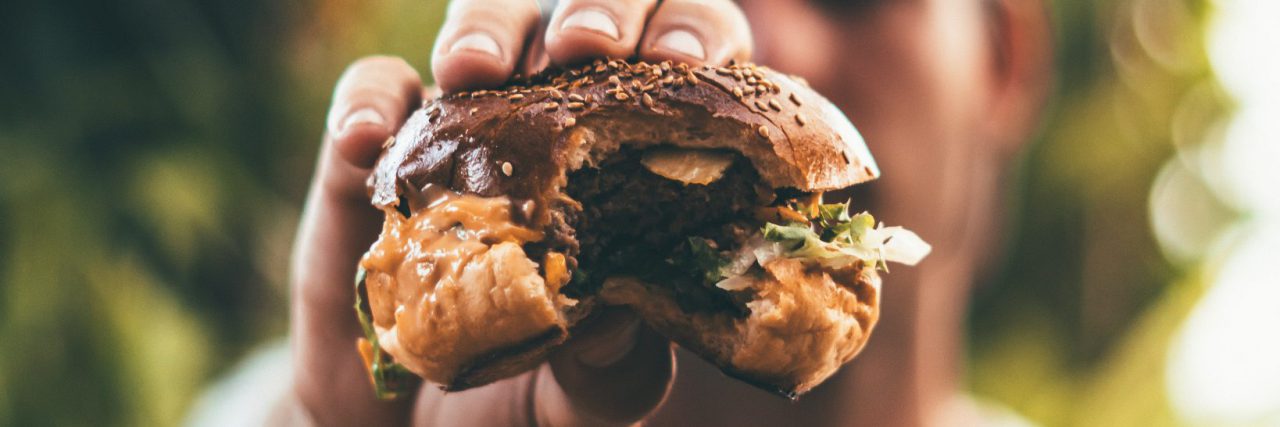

left=560, top=8, right=620, bottom=40
left=337, top=107, right=384, bottom=134
left=576, top=316, right=642, bottom=368
left=449, top=32, right=502, bottom=58
left=653, top=29, right=705, bottom=60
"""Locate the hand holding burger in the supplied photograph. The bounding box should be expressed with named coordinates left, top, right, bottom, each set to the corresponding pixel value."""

left=289, top=1, right=926, bottom=425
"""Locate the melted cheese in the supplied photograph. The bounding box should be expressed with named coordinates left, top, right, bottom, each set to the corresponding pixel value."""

left=359, top=187, right=566, bottom=383
left=640, top=147, right=736, bottom=185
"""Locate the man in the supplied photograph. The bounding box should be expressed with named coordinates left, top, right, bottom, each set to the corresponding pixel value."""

left=287, top=0, right=1050, bottom=425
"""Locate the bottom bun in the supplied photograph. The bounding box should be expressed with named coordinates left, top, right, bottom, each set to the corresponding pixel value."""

left=599, top=258, right=881, bottom=398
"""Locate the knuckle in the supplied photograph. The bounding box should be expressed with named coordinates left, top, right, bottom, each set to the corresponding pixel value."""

left=447, top=0, right=539, bottom=25
left=663, top=0, right=745, bottom=25
left=344, top=56, right=418, bottom=86
left=624, top=0, right=660, bottom=9
left=348, top=55, right=407, bottom=73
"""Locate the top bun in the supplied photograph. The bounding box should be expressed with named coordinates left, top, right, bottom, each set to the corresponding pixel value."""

left=370, top=59, right=878, bottom=213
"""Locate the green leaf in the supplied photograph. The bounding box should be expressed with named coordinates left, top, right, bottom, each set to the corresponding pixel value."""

left=846, top=212, right=876, bottom=242
left=762, top=222, right=812, bottom=248
left=685, top=237, right=731, bottom=283
left=354, top=266, right=422, bottom=400
left=760, top=201, right=888, bottom=268
left=818, top=202, right=850, bottom=223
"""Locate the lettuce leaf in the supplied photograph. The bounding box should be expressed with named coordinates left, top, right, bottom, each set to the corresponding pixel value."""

left=679, top=237, right=731, bottom=284
left=761, top=203, right=930, bottom=270
left=354, top=267, right=422, bottom=399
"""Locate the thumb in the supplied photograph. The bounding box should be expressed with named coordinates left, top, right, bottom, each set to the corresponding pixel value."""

left=538, top=307, right=675, bottom=426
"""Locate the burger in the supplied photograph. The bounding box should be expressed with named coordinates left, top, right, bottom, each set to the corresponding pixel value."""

left=353, top=59, right=930, bottom=400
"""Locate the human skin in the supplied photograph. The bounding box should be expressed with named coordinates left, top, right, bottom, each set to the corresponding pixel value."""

left=286, top=0, right=1050, bottom=425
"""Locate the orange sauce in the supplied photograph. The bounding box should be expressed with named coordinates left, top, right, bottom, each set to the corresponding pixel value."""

left=360, top=186, right=544, bottom=331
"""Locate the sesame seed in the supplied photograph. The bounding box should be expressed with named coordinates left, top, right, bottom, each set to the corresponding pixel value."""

left=550, top=89, right=564, bottom=98
left=615, top=91, right=630, bottom=101
left=641, top=83, right=654, bottom=92
left=755, top=100, right=768, bottom=111
left=508, top=93, right=525, bottom=101
left=469, top=107, right=479, bottom=115
left=563, top=117, right=576, bottom=128
left=841, top=152, right=850, bottom=164
left=768, top=99, right=782, bottom=111
left=502, top=162, right=513, bottom=176
left=795, top=114, right=807, bottom=126
left=743, top=86, right=756, bottom=95
left=716, top=68, right=732, bottom=76
left=595, top=63, right=607, bottom=73
left=686, top=72, right=699, bottom=85
left=733, top=70, right=743, bottom=81
left=568, top=93, right=584, bottom=102
left=608, top=75, right=621, bottom=85
left=382, top=136, right=396, bottom=148
left=543, top=101, right=559, bottom=111
left=732, top=87, right=743, bottom=98
left=757, top=125, right=770, bottom=138
left=642, top=93, right=654, bottom=108
left=790, top=93, right=802, bottom=106
left=566, top=101, right=585, bottom=110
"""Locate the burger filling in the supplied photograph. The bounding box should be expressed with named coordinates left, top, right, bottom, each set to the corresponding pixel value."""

left=553, top=147, right=930, bottom=318
left=354, top=146, right=931, bottom=398
left=559, top=147, right=768, bottom=317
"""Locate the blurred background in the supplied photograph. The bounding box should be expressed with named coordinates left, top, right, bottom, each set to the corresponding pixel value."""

left=0, top=0, right=1275, bottom=426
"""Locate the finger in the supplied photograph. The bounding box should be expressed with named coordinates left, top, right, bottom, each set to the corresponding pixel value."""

left=539, top=308, right=675, bottom=425
left=545, top=0, right=660, bottom=66
left=432, top=0, right=542, bottom=92
left=291, top=56, right=422, bottom=425
left=326, top=56, right=423, bottom=170
left=639, top=0, right=753, bottom=66
left=519, top=12, right=552, bottom=77
left=409, top=309, right=673, bottom=427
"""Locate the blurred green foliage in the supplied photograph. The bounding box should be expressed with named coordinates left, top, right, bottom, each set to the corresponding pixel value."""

left=968, top=0, right=1232, bottom=425
left=0, top=0, right=1228, bottom=426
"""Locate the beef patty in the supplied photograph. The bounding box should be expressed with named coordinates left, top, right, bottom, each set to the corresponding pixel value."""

left=551, top=148, right=774, bottom=316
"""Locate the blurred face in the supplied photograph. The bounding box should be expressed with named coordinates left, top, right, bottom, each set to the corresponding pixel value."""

left=743, top=0, right=1007, bottom=267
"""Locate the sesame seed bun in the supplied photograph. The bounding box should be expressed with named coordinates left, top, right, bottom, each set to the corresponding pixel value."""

left=369, top=59, right=878, bottom=212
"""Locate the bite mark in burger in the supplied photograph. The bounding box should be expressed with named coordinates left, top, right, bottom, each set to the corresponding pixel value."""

left=353, top=59, right=931, bottom=400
